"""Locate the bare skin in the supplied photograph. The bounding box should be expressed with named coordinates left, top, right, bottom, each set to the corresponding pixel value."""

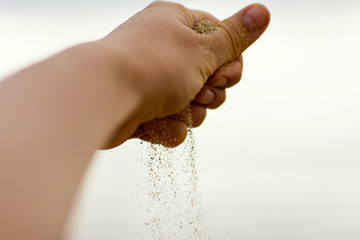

left=0, top=1, right=270, bottom=240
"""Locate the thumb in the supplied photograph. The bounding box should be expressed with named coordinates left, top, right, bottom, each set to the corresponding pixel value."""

left=209, top=4, right=270, bottom=65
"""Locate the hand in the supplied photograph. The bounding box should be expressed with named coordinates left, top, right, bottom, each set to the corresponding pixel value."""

left=102, top=1, right=270, bottom=148
left=0, top=3, right=270, bottom=237
left=130, top=54, right=244, bottom=147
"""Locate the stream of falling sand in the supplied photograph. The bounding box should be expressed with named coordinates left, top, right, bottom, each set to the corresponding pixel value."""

left=138, top=129, right=210, bottom=240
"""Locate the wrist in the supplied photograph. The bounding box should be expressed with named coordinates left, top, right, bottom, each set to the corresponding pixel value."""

left=96, top=38, right=160, bottom=123
left=66, top=41, right=144, bottom=148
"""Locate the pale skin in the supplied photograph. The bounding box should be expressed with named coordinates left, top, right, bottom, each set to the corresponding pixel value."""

left=0, top=1, right=270, bottom=240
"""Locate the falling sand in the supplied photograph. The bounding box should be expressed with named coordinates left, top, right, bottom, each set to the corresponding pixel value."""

left=137, top=20, right=218, bottom=240
left=138, top=131, right=209, bottom=240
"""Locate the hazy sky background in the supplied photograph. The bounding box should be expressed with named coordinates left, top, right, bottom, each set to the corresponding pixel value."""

left=1, top=0, right=360, bottom=240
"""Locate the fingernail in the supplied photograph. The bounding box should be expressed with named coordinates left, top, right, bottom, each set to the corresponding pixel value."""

left=242, top=5, right=269, bottom=32
left=212, top=77, right=229, bottom=87
left=198, top=89, right=214, bottom=104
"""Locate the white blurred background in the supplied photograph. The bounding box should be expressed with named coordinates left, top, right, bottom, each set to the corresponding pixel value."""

left=1, top=0, right=360, bottom=239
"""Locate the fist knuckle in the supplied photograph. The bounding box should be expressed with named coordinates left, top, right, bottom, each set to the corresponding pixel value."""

left=146, top=1, right=162, bottom=9
left=147, top=1, right=187, bottom=12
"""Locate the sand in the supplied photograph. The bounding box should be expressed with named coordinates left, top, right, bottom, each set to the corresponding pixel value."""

left=193, top=20, right=218, bottom=34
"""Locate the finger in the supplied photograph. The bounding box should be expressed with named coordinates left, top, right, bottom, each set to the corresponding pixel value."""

left=207, top=55, right=243, bottom=88
left=206, top=4, right=270, bottom=66
left=189, top=103, right=206, bottom=127
left=135, top=118, right=188, bottom=148
left=169, top=104, right=207, bottom=127
left=133, top=103, right=206, bottom=147
left=193, top=87, right=215, bottom=105
left=203, top=87, right=226, bottom=109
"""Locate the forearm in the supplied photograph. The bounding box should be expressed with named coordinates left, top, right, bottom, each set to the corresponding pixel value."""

left=0, top=41, right=141, bottom=240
